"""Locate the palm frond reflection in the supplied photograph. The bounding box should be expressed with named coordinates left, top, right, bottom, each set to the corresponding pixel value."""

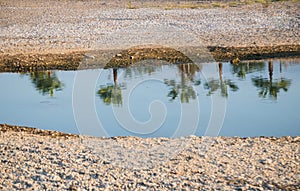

left=30, top=71, right=64, bottom=97
left=97, top=69, right=124, bottom=106
left=205, top=63, right=239, bottom=97
left=164, top=63, right=201, bottom=103
left=231, top=61, right=265, bottom=79
left=252, top=61, right=291, bottom=100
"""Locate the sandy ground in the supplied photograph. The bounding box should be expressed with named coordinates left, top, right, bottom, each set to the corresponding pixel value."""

left=0, top=124, right=299, bottom=190
left=0, top=0, right=299, bottom=71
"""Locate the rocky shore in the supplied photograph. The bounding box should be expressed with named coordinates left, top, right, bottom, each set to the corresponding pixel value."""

left=0, top=124, right=299, bottom=190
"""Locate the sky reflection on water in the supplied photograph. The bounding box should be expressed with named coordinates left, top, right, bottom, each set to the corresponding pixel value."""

left=0, top=59, right=299, bottom=137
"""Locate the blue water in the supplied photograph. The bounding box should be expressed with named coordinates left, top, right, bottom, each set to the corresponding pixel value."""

left=0, top=59, right=299, bottom=137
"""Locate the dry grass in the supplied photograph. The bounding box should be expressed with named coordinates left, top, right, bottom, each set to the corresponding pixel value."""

left=127, top=1, right=137, bottom=9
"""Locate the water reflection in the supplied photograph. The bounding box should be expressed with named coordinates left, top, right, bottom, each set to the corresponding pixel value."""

left=252, top=61, right=291, bottom=100
left=1, top=58, right=299, bottom=137
left=24, top=60, right=292, bottom=102
left=98, top=62, right=202, bottom=105
left=164, top=63, right=201, bottom=103
left=96, top=60, right=293, bottom=103
left=97, top=69, right=124, bottom=106
left=205, top=63, right=239, bottom=97
left=98, top=45, right=199, bottom=105
left=232, top=61, right=265, bottom=79
left=123, top=64, right=158, bottom=78
left=29, top=71, right=64, bottom=96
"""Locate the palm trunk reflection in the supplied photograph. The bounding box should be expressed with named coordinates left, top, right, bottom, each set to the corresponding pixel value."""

left=165, top=63, right=200, bottom=103
left=29, top=71, right=64, bottom=97
left=252, top=61, right=291, bottom=99
left=204, top=63, right=238, bottom=97
left=97, top=68, right=123, bottom=106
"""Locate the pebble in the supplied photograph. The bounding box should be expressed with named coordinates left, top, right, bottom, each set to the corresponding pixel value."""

left=0, top=1, right=299, bottom=55
left=1, top=126, right=299, bottom=190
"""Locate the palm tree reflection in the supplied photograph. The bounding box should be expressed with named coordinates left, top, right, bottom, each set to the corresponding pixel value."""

left=30, top=71, right=63, bottom=96
left=164, top=63, right=201, bottom=103
left=231, top=61, right=265, bottom=79
left=205, top=63, right=238, bottom=97
left=97, top=69, right=123, bottom=106
left=252, top=61, right=291, bottom=99
left=123, top=65, right=157, bottom=79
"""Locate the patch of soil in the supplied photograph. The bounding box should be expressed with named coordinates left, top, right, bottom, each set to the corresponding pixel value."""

left=0, top=124, right=79, bottom=138
left=0, top=45, right=299, bottom=72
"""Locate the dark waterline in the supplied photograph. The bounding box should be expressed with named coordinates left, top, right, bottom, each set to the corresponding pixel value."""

left=0, top=59, right=299, bottom=137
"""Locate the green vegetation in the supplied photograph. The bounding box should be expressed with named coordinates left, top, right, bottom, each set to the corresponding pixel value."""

left=164, top=79, right=198, bottom=103
left=29, top=71, right=64, bottom=97
left=97, top=69, right=124, bottom=106
left=252, top=77, right=291, bottom=99
left=204, top=79, right=239, bottom=97
left=251, top=61, right=291, bottom=99
left=127, top=1, right=136, bottom=9
left=232, top=62, right=265, bottom=79
left=204, top=63, right=239, bottom=97
left=98, top=85, right=123, bottom=106
left=164, top=63, right=201, bottom=103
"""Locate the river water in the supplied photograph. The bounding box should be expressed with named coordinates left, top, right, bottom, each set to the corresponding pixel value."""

left=0, top=59, right=299, bottom=137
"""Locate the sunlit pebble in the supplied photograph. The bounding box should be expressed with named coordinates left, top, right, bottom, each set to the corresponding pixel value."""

left=2, top=3, right=296, bottom=53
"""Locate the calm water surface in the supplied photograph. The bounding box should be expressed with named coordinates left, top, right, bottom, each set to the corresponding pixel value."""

left=0, top=59, right=299, bottom=137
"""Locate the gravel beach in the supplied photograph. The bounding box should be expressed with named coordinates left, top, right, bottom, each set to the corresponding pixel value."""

left=1, top=124, right=299, bottom=190
left=0, top=0, right=300, bottom=71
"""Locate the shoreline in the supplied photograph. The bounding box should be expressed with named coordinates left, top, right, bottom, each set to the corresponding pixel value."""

left=1, top=123, right=299, bottom=139
left=1, top=44, right=300, bottom=72
left=0, top=123, right=79, bottom=138
left=1, top=123, right=299, bottom=190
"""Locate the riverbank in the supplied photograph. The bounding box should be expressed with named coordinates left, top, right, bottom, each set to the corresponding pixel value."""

left=1, top=0, right=299, bottom=72
left=1, top=45, right=299, bottom=72
left=0, top=124, right=299, bottom=190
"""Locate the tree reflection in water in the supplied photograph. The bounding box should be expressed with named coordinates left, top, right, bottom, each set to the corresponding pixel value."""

left=30, top=71, right=63, bottom=96
left=98, top=65, right=159, bottom=107
left=97, top=69, right=124, bottom=106
left=252, top=61, right=291, bottom=100
left=205, top=63, right=238, bottom=97
left=164, top=63, right=201, bottom=103
left=123, top=64, right=157, bottom=79
left=231, top=61, right=265, bottom=79
left=97, top=60, right=293, bottom=105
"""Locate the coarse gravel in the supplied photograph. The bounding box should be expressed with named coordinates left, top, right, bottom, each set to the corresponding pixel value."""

left=1, top=0, right=299, bottom=54
left=0, top=124, right=299, bottom=190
